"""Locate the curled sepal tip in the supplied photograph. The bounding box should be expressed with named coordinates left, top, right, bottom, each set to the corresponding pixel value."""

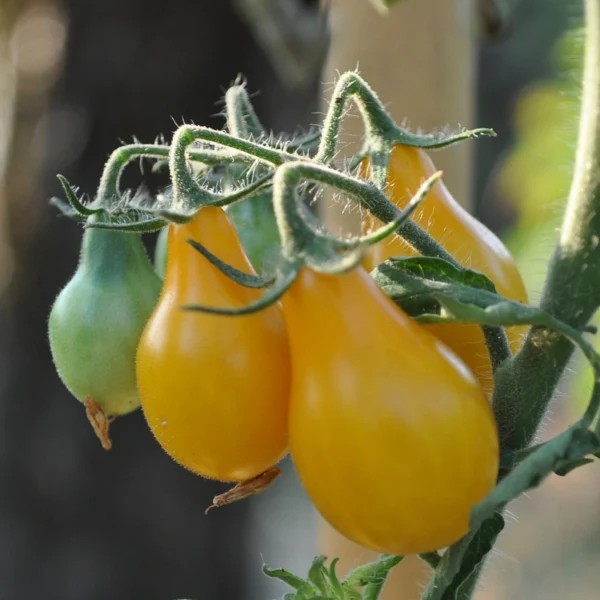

left=388, top=126, right=496, bottom=151
left=56, top=175, right=98, bottom=217
left=186, top=238, right=275, bottom=289
left=181, top=260, right=299, bottom=316
left=225, top=83, right=265, bottom=141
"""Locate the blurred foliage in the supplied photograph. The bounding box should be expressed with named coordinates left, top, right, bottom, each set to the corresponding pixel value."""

left=499, top=26, right=589, bottom=416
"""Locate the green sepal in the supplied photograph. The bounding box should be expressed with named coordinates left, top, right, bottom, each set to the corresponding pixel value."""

left=307, top=555, right=329, bottom=593
left=181, top=259, right=299, bottom=316
left=327, top=558, right=345, bottom=598
left=186, top=238, right=275, bottom=289
left=342, top=554, right=403, bottom=589
left=49, top=197, right=88, bottom=222
left=262, top=564, right=307, bottom=590
left=55, top=175, right=99, bottom=218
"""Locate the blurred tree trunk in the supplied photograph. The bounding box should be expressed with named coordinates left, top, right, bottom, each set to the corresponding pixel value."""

left=319, top=0, right=475, bottom=597
left=0, top=2, right=319, bottom=599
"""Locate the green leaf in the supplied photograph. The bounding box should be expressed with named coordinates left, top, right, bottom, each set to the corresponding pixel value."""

left=554, top=457, right=596, bottom=476
left=420, top=534, right=473, bottom=600
left=56, top=174, right=98, bottom=216
left=343, top=554, right=403, bottom=589
left=262, top=564, right=306, bottom=590
left=307, top=555, right=329, bottom=593
left=327, top=558, right=345, bottom=598
left=49, top=197, right=88, bottom=222
left=372, top=256, right=497, bottom=318
left=471, top=423, right=600, bottom=530
left=186, top=238, right=274, bottom=289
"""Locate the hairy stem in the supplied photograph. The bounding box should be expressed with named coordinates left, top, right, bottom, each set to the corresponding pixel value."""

left=451, top=1, right=600, bottom=596
left=494, top=0, right=600, bottom=453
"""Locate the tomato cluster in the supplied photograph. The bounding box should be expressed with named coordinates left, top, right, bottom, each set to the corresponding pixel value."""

left=49, top=143, right=523, bottom=555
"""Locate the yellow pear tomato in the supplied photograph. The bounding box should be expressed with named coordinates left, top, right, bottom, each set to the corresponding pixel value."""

left=136, top=206, right=291, bottom=482
left=284, top=266, right=499, bottom=555
left=364, top=144, right=529, bottom=395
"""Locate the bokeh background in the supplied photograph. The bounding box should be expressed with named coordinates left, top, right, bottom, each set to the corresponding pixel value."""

left=0, top=0, right=597, bottom=599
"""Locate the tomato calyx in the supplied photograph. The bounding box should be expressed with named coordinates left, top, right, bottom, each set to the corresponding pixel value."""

left=204, top=466, right=281, bottom=514
left=185, top=237, right=275, bottom=289
left=179, top=166, right=441, bottom=317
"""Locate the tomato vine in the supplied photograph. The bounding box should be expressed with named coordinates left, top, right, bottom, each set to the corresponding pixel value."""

left=45, top=0, right=600, bottom=596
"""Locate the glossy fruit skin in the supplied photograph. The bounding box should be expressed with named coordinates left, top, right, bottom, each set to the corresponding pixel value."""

left=136, top=206, right=290, bottom=482
left=284, top=267, right=499, bottom=555
left=364, top=144, right=529, bottom=395
left=49, top=223, right=161, bottom=417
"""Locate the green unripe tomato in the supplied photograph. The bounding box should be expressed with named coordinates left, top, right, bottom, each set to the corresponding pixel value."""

left=49, top=215, right=161, bottom=441
left=225, top=190, right=281, bottom=277
left=154, top=226, right=168, bottom=279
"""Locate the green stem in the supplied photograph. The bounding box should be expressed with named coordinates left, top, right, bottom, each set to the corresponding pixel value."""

left=449, top=1, right=600, bottom=596
left=315, top=71, right=397, bottom=164
left=225, top=84, right=265, bottom=139
left=96, top=144, right=170, bottom=202
left=316, top=71, right=495, bottom=168
left=419, top=553, right=442, bottom=569
left=482, top=325, right=512, bottom=373
left=95, top=143, right=252, bottom=207
left=421, top=533, right=475, bottom=600
left=494, top=0, right=600, bottom=453
left=272, top=160, right=511, bottom=353
left=275, top=160, right=457, bottom=263
left=168, top=125, right=299, bottom=214
left=172, top=124, right=297, bottom=168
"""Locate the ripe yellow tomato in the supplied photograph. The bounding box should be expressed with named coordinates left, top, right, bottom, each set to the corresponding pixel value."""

left=284, top=266, right=499, bottom=555
left=363, top=145, right=529, bottom=395
left=136, top=206, right=291, bottom=482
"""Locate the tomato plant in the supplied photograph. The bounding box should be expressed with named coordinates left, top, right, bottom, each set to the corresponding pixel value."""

left=45, top=20, right=600, bottom=595
left=136, top=206, right=291, bottom=482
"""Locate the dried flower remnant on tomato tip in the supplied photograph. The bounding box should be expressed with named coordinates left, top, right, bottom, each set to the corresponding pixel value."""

left=205, top=467, right=282, bottom=514
left=84, top=397, right=113, bottom=450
